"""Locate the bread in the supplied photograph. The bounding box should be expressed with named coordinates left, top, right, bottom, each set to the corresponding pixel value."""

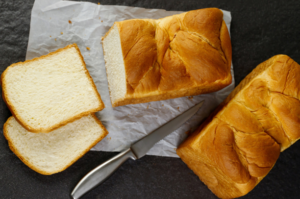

left=102, top=8, right=232, bottom=107
left=1, top=44, right=104, bottom=133
left=177, top=55, right=300, bottom=198
left=3, top=114, right=108, bottom=175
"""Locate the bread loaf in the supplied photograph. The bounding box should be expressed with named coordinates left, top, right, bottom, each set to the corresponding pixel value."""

left=177, top=55, right=300, bottom=198
left=3, top=114, right=108, bottom=175
left=1, top=44, right=104, bottom=133
left=102, top=8, right=232, bottom=107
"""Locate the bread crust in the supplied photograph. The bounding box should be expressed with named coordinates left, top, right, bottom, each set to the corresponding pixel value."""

left=1, top=44, right=105, bottom=133
left=3, top=114, right=108, bottom=175
left=177, top=55, right=300, bottom=198
left=102, top=8, right=232, bottom=107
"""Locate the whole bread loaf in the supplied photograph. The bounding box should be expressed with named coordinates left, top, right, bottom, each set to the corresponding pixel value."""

left=102, top=8, right=232, bottom=107
left=1, top=44, right=104, bottom=133
left=177, top=55, right=300, bottom=198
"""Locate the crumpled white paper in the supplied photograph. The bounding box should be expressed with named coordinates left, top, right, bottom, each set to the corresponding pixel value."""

left=27, top=0, right=234, bottom=157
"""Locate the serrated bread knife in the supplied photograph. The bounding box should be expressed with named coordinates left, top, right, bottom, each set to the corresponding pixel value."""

left=71, top=101, right=204, bottom=199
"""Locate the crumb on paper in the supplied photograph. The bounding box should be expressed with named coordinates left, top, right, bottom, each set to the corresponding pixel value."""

left=68, top=20, right=72, bottom=24
left=55, top=38, right=57, bottom=41
left=177, top=107, right=180, bottom=110
left=162, top=104, right=164, bottom=107
left=98, top=2, right=100, bottom=5
left=101, top=20, right=103, bottom=22
left=174, top=148, right=176, bottom=151
left=188, top=96, right=193, bottom=100
left=86, top=47, right=90, bottom=50
left=61, top=32, right=63, bottom=35
left=49, top=35, right=51, bottom=37
left=99, top=17, right=101, bottom=19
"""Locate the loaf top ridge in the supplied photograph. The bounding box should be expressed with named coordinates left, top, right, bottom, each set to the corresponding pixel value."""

left=118, top=8, right=231, bottom=93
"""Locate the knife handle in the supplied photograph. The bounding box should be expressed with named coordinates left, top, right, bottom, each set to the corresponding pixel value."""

left=71, top=148, right=137, bottom=199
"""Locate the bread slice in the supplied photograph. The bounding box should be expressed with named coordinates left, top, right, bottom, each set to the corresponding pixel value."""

left=3, top=114, right=108, bottom=175
left=1, top=44, right=104, bottom=133
left=102, top=8, right=232, bottom=107
left=177, top=55, right=300, bottom=198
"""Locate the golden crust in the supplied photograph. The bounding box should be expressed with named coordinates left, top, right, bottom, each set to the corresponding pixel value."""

left=112, top=79, right=230, bottom=107
left=3, top=114, right=108, bottom=175
left=177, top=55, right=300, bottom=198
left=1, top=44, right=105, bottom=133
left=102, top=8, right=232, bottom=107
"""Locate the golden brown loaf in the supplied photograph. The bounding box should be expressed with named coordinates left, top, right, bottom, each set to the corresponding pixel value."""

left=177, top=55, right=300, bottom=198
left=102, top=8, right=232, bottom=107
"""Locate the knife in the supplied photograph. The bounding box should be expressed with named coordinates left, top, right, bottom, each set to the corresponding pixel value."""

left=71, top=101, right=204, bottom=199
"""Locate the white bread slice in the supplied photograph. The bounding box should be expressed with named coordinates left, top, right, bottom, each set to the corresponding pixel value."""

left=3, top=114, right=108, bottom=175
left=1, top=44, right=104, bottom=133
left=102, top=24, right=127, bottom=105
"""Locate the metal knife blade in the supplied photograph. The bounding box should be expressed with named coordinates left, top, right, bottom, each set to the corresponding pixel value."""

left=71, top=101, right=204, bottom=199
left=131, top=100, right=204, bottom=159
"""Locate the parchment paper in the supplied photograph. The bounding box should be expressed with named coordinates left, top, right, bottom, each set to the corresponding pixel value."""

left=27, top=0, right=234, bottom=157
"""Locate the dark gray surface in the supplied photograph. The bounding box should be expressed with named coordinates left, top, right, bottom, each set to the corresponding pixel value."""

left=1, top=0, right=300, bottom=198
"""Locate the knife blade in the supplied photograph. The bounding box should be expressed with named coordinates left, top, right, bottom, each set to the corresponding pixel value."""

left=71, top=101, right=204, bottom=199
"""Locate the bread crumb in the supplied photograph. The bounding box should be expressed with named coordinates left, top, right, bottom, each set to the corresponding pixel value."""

left=101, top=20, right=103, bottom=22
left=162, top=104, right=164, bottom=107
left=98, top=2, right=100, bottom=5
left=177, top=107, right=180, bottom=110
left=86, top=47, right=90, bottom=50
left=50, top=36, right=51, bottom=37
left=174, top=148, right=176, bottom=151
left=68, top=20, right=72, bottom=24
left=55, top=38, right=57, bottom=41
left=99, top=17, right=101, bottom=19
left=188, top=96, right=193, bottom=100
left=147, top=105, right=149, bottom=109
left=61, top=32, right=63, bottom=35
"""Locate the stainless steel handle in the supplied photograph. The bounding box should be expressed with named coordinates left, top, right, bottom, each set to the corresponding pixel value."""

left=71, top=148, right=137, bottom=199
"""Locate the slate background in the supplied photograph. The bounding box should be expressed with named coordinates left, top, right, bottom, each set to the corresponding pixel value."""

left=1, top=0, right=300, bottom=198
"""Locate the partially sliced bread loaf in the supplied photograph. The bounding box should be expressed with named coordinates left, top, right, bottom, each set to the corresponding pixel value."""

left=3, top=114, right=108, bottom=175
left=102, top=8, right=232, bottom=107
left=1, top=44, right=104, bottom=133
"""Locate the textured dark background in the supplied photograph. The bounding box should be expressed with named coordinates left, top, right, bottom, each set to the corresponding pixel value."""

left=1, top=0, right=300, bottom=198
